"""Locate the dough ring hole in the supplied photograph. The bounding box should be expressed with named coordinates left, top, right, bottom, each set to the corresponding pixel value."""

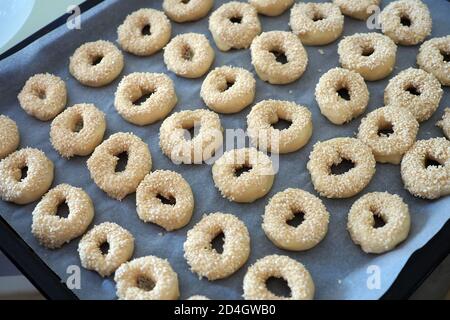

left=312, top=11, right=324, bottom=22
left=181, top=0, right=191, bottom=4
left=270, top=49, right=288, bottom=64
left=182, top=120, right=200, bottom=140
left=266, top=277, right=291, bottom=298
left=405, top=84, right=421, bottom=96
left=211, top=231, right=225, bottom=254
left=377, top=121, right=394, bottom=137
left=286, top=210, right=305, bottom=228
left=56, top=201, right=70, bottom=219
left=141, top=24, right=151, bottom=36
left=19, top=165, right=28, bottom=181
left=133, top=89, right=155, bottom=106
left=440, top=49, right=450, bottom=63
left=91, top=55, right=104, bottom=66
left=330, top=158, right=354, bottom=175
left=400, top=15, right=411, bottom=27
left=370, top=207, right=386, bottom=229
left=234, top=163, right=253, bottom=177
left=229, top=15, right=242, bottom=24
left=271, top=118, right=292, bottom=131
left=136, top=275, right=155, bottom=291
left=71, top=115, right=84, bottom=133
left=425, top=155, right=443, bottom=169
left=182, top=45, right=194, bottom=61
left=220, top=78, right=236, bottom=92
left=99, top=241, right=110, bottom=255
left=115, top=151, right=129, bottom=172
left=34, top=87, right=47, bottom=100
left=156, top=193, right=176, bottom=206
left=337, top=87, right=351, bottom=101
left=361, top=46, right=374, bottom=57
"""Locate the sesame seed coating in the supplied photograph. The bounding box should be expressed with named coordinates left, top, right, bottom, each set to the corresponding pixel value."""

left=417, top=36, right=450, bottom=86
left=163, top=0, right=213, bottom=23
left=249, top=0, right=294, bottom=17
left=436, top=108, right=450, bottom=139
left=0, top=115, right=19, bottom=159
left=332, top=0, right=380, bottom=21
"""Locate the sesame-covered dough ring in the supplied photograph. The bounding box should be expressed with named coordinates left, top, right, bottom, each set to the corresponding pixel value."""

left=0, top=115, right=19, bottom=159
left=163, top=33, right=215, bottom=78
left=243, top=255, right=314, bottom=300
left=380, top=0, right=432, bottom=46
left=200, top=66, right=256, bottom=114
left=50, top=103, right=106, bottom=158
left=307, top=137, right=376, bottom=199
left=289, top=2, right=344, bottom=46
left=249, top=0, right=293, bottom=16
left=247, top=100, right=312, bottom=154
left=0, top=148, right=54, bottom=205
left=357, top=106, right=419, bottom=164
left=384, top=68, right=443, bottom=122
left=338, top=33, right=397, bottom=81
left=263, top=188, right=330, bottom=251
left=163, top=0, right=213, bottom=23
left=18, top=73, right=67, bottom=121
left=209, top=2, right=261, bottom=51
left=347, top=192, right=411, bottom=254
left=332, top=0, right=380, bottom=21
left=114, top=73, right=177, bottom=126
left=114, top=256, right=179, bottom=300
left=32, top=184, right=94, bottom=249
left=315, top=68, right=369, bottom=125
left=437, top=108, right=450, bottom=139
left=159, top=109, right=223, bottom=164
left=117, top=8, right=171, bottom=56
left=136, top=170, right=194, bottom=231
left=417, top=36, right=450, bottom=86
left=87, top=132, right=152, bottom=200
left=251, top=31, right=308, bottom=85
left=78, top=222, right=134, bottom=277
left=184, top=212, right=250, bottom=280
left=401, top=138, right=450, bottom=199
left=69, top=40, right=124, bottom=87
left=212, top=148, right=275, bottom=203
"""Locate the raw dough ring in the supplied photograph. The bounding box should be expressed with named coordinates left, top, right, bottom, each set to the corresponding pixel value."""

left=159, top=109, right=223, bottom=164
left=315, top=67, right=369, bottom=125
left=357, top=105, right=419, bottom=164
left=437, top=108, right=450, bottom=139
left=136, top=170, right=194, bottom=231
left=332, top=0, right=380, bottom=21
left=212, top=148, right=275, bottom=203
left=50, top=103, right=106, bottom=158
left=307, top=137, right=376, bottom=198
left=263, top=188, right=330, bottom=251
left=417, top=36, right=450, bottom=86
left=247, top=99, right=312, bottom=154
left=163, top=33, right=215, bottom=78
left=243, top=255, right=314, bottom=300
left=251, top=31, right=308, bottom=85
left=249, top=0, right=293, bottom=16
left=114, top=72, right=177, bottom=126
left=69, top=40, right=124, bottom=87
left=384, top=68, right=443, bottom=122
left=0, top=115, right=19, bottom=159
left=401, top=138, right=450, bottom=199
left=209, top=1, right=261, bottom=51
left=183, top=212, right=250, bottom=280
left=0, top=148, right=54, bottom=205
left=87, top=132, right=152, bottom=200
left=289, top=2, right=344, bottom=46
left=32, top=184, right=94, bottom=249
left=163, top=0, right=213, bottom=23
left=200, top=66, right=256, bottom=114
left=117, top=8, right=171, bottom=56
left=338, top=33, right=397, bottom=81
left=18, top=73, right=67, bottom=121
left=347, top=192, right=411, bottom=254
left=114, top=256, right=179, bottom=300
left=78, top=222, right=134, bottom=277
left=380, top=0, right=432, bottom=46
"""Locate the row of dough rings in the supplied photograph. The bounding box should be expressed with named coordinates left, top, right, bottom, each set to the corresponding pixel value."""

left=32, top=184, right=94, bottom=249
left=315, top=67, right=369, bottom=125
left=69, top=40, right=124, bottom=87
left=115, top=256, right=179, bottom=300
left=163, top=0, right=213, bottom=23
left=212, top=148, right=275, bottom=203
left=87, top=132, right=152, bottom=200
left=159, top=109, right=223, bottom=164
left=338, top=33, right=397, bottom=81
left=307, top=137, right=376, bottom=199
left=347, top=192, right=411, bottom=254
left=357, top=105, right=419, bottom=165
left=246, top=100, right=313, bottom=154
left=249, top=0, right=293, bottom=16
left=289, top=2, right=344, bottom=46
left=136, top=170, right=194, bottom=231
left=243, top=254, right=314, bottom=300
left=417, top=36, right=450, bottom=86
left=332, top=0, right=380, bottom=21
left=0, top=115, right=19, bottom=159
left=380, top=0, right=432, bottom=46
left=78, top=222, right=134, bottom=277
left=436, top=108, right=450, bottom=139
left=263, top=188, right=330, bottom=251
left=18, top=73, right=67, bottom=121
left=183, top=212, right=250, bottom=280
left=250, top=31, right=308, bottom=85
left=0, top=148, right=54, bottom=204
left=401, top=138, right=450, bottom=200
left=384, top=68, right=443, bottom=122
left=200, top=66, right=256, bottom=114
left=114, top=72, right=177, bottom=126
left=50, top=103, right=106, bottom=158
left=209, top=1, right=261, bottom=51
left=117, top=8, right=171, bottom=56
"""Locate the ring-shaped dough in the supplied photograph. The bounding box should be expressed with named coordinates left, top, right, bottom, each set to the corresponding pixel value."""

left=163, top=0, right=213, bottom=22
left=0, top=115, right=19, bottom=159
left=417, top=36, right=450, bottom=86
